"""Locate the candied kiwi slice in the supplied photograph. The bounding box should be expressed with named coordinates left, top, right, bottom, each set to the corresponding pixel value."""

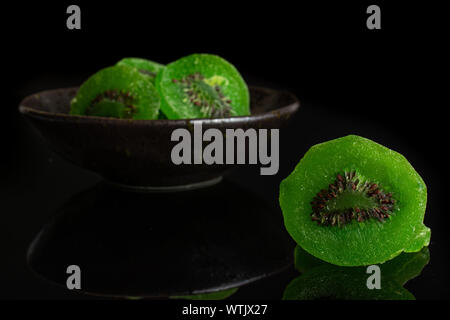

left=116, top=57, right=165, bottom=85
left=117, top=57, right=166, bottom=119
left=279, top=135, right=430, bottom=266
left=156, top=53, right=250, bottom=119
left=70, top=65, right=160, bottom=120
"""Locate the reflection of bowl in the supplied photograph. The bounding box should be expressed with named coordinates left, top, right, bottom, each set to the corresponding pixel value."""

left=19, top=86, right=299, bottom=190
left=28, top=181, right=293, bottom=298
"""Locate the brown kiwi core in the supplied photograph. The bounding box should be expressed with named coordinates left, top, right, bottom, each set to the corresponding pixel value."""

left=172, top=72, right=232, bottom=118
left=87, top=89, right=137, bottom=119
left=310, top=171, right=396, bottom=227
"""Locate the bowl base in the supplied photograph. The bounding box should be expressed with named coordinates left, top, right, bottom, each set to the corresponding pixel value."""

left=106, top=176, right=223, bottom=193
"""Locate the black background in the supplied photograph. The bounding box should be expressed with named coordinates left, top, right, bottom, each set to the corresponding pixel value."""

left=2, top=0, right=449, bottom=303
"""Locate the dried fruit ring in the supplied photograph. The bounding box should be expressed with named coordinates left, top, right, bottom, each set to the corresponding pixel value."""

left=279, top=135, right=430, bottom=266
left=156, top=54, right=250, bottom=119
left=70, top=65, right=160, bottom=119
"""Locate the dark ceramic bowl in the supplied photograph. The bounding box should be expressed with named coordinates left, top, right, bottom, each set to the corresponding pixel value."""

left=19, top=86, right=299, bottom=190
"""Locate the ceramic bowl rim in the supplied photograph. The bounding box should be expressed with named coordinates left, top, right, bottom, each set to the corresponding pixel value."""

left=18, top=85, right=300, bottom=126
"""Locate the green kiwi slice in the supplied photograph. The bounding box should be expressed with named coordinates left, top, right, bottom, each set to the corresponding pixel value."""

left=116, top=57, right=165, bottom=85
left=70, top=65, right=160, bottom=119
left=117, top=57, right=166, bottom=119
left=279, top=135, right=430, bottom=266
left=156, top=53, right=250, bottom=119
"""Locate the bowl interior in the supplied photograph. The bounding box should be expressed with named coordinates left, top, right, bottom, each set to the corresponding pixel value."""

left=22, top=86, right=298, bottom=117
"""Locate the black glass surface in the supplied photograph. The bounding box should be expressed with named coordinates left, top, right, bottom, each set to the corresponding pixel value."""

left=2, top=2, right=448, bottom=300
left=27, top=180, right=293, bottom=298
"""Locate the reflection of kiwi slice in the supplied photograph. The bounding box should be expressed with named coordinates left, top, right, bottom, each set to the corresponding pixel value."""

left=294, top=245, right=430, bottom=286
left=280, top=135, right=430, bottom=266
left=293, top=244, right=330, bottom=273
left=156, top=54, right=250, bottom=119
left=376, top=246, right=430, bottom=285
left=70, top=65, right=160, bottom=119
left=116, top=57, right=164, bottom=84
left=170, top=287, right=238, bottom=300
left=283, top=265, right=415, bottom=300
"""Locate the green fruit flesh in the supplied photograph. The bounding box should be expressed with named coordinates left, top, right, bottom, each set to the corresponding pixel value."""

left=87, top=100, right=128, bottom=118
left=70, top=65, right=160, bottom=120
left=157, top=54, right=250, bottom=119
left=116, top=57, right=165, bottom=84
left=280, top=135, right=430, bottom=266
